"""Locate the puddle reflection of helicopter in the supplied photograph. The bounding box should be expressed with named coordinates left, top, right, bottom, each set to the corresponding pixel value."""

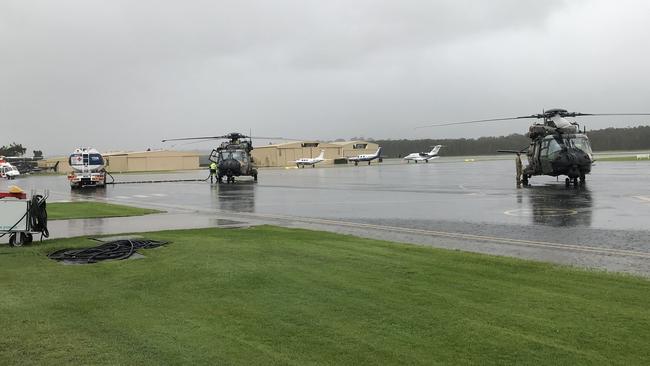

left=508, top=185, right=593, bottom=227
left=418, top=108, right=650, bottom=187
left=210, top=181, right=255, bottom=212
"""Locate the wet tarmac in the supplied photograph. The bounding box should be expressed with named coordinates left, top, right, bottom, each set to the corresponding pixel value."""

left=2, top=158, right=650, bottom=275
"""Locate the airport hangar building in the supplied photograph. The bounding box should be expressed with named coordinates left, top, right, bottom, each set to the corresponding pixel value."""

left=251, top=141, right=379, bottom=167
left=38, top=141, right=378, bottom=172
left=39, top=150, right=201, bottom=173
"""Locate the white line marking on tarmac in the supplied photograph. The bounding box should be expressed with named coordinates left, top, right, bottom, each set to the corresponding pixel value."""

left=132, top=195, right=149, bottom=198
left=150, top=193, right=167, bottom=197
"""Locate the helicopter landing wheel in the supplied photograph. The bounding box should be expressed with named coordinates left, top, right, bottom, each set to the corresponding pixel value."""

left=565, top=178, right=570, bottom=187
left=252, top=169, right=258, bottom=182
left=579, top=174, right=586, bottom=186
left=522, top=175, right=529, bottom=186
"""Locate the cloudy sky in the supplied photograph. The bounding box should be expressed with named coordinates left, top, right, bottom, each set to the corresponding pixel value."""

left=2, top=0, right=650, bottom=155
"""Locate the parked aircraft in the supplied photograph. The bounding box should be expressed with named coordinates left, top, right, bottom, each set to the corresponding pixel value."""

left=347, top=147, right=383, bottom=166
left=404, top=145, right=443, bottom=163
left=292, top=150, right=326, bottom=168
left=0, top=157, right=20, bottom=179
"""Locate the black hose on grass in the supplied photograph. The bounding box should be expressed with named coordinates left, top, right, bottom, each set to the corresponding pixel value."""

left=29, top=194, right=49, bottom=240
left=47, top=239, right=169, bottom=264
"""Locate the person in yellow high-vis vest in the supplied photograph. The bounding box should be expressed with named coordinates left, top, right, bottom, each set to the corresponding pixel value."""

left=209, top=161, right=218, bottom=183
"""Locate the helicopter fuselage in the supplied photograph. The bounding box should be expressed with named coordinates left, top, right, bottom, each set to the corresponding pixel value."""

left=524, top=133, right=592, bottom=180
left=209, top=139, right=258, bottom=183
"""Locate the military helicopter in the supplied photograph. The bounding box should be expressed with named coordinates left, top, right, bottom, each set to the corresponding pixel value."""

left=418, top=108, right=650, bottom=187
left=162, top=132, right=260, bottom=183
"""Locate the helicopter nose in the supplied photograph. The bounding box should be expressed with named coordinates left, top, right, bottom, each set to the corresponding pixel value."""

left=219, top=159, right=241, bottom=176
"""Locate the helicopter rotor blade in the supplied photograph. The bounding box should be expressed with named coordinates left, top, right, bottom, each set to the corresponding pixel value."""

left=161, top=136, right=228, bottom=142
left=564, top=112, right=650, bottom=117
left=250, top=136, right=300, bottom=140
left=415, top=115, right=539, bottom=129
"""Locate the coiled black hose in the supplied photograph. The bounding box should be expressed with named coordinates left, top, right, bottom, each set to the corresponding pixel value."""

left=29, top=194, right=49, bottom=240
left=48, top=239, right=169, bottom=264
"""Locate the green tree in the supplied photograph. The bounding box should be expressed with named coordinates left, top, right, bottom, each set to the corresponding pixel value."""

left=0, top=142, right=26, bottom=157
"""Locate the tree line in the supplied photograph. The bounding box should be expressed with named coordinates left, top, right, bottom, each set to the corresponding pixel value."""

left=373, top=126, right=650, bottom=157
left=0, top=142, right=42, bottom=158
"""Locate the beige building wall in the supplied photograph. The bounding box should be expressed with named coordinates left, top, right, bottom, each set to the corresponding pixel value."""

left=331, top=141, right=380, bottom=158
left=105, top=155, right=128, bottom=172
left=38, top=156, right=71, bottom=172
left=252, top=141, right=377, bottom=167
left=252, top=142, right=342, bottom=167
left=39, top=150, right=200, bottom=173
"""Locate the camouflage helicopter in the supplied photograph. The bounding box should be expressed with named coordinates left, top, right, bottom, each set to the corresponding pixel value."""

left=418, top=108, right=650, bottom=187
left=162, top=132, right=261, bottom=183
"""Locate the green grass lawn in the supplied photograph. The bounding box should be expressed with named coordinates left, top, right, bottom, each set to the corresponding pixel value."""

left=1, top=226, right=648, bottom=365
left=47, top=201, right=162, bottom=220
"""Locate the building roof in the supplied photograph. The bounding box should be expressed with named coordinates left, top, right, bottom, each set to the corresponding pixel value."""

left=103, top=150, right=201, bottom=157
left=330, top=140, right=373, bottom=146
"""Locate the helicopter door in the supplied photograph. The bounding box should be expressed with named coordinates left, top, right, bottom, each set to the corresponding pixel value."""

left=530, top=143, right=541, bottom=171
left=539, top=140, right=553, bottom=173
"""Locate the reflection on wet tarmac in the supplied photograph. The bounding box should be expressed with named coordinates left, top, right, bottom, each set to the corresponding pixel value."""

left=527, top=185, right=593, bottom=227
left=210, top=182, right=256, bottom=213
left=70, top=186, right=108, bottom=201
left=2, top=159, right=648, bottom=231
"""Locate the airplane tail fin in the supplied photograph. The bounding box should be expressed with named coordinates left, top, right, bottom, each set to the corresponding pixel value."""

left=376, top=147, right=383, bottom=156
left=430, top=145, right=442, bottom=155
left=317, top=150, right=325, bottom=160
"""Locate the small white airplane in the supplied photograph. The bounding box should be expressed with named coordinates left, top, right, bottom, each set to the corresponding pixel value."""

left=403, top=145, right=443, bottom=163
left=348, top=147, right=383, bottom=166
left=292, top=150, right=326, bottom=168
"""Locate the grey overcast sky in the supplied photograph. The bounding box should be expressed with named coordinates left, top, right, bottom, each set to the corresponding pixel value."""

left=2, top=0, right=650, bottom=155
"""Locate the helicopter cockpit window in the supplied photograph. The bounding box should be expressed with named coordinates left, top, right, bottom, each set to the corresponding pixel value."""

left=571, top=137, right=592, bottom=154
left=220, top=151, right=247, bottom=161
